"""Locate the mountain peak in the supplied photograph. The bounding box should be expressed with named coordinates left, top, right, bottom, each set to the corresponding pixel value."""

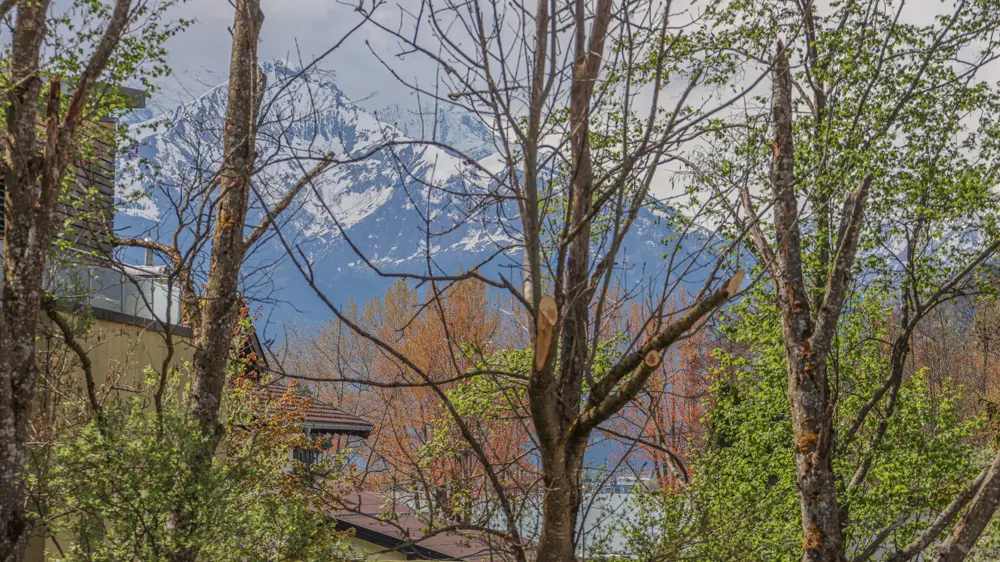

left=117, top=63, right=701, bottom=326
left=261, top=58, right=341, bottom=93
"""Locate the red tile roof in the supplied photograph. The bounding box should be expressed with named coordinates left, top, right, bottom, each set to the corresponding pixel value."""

left=263, top=384, right=374, bottom=437
left=236, top=326, right=374, bottom=437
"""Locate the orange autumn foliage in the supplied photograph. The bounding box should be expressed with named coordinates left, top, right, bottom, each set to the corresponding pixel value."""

left=602, top=298, right=717, bottom=491
left=288, top=279, right=535, bottom=522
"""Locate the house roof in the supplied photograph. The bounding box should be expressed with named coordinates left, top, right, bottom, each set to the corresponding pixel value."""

left=329, top=490, right=513, bottom=560
left=263, top=384, right=374, bottom=438
left=240, top=322, right=374, bottom=438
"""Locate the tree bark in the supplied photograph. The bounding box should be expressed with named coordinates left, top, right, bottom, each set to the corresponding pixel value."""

left=531, top=0, right=613, bottom=559
left=754, top=42, right=871, bottom=562
left=536, top=455, right=584, bottom=562
left=189, top=0, right=265, bottom=450
left=767, top=44, right=844, bottom=561
left=0, top=6, right=52, bottom=559
left=934, top=450, right=1000, bottom=561
left=0, top=0, right=133, bottom=558
left=168, top=2, right=264, bottom=560
left=880, top=465, right=989, bottom=562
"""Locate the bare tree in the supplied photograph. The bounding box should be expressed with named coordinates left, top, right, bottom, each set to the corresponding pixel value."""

left=254, top=0, right=761, bottom=559
left=187, top=0, right=266, bottom=454
left=99, top=3, right=381, bottom=558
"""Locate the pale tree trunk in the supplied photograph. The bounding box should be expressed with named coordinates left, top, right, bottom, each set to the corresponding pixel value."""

left=190, top=0, right=265, bottom=454
left=0, top=1, right=133, bottom=559
left=744, top=42, right=871, bottom=562
left=770, top=46, right=844, bottom=561
left=933, top=445, right=1000, bottom=561
left=0, top=6, right=51, bottom=558
left=168, top=1, right=264, bottom=560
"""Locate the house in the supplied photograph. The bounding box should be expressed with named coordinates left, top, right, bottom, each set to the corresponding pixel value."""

left=331, top=490, right=505, bottom=561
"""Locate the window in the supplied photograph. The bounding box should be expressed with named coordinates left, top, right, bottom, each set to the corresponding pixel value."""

left=292, top=447, right=321, bottom=466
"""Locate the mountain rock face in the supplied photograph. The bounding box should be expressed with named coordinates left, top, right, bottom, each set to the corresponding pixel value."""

left=117, top=60, right=711, bottom=329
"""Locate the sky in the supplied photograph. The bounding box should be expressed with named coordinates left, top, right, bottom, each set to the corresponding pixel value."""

left=137, top=0, right=1000, bottom=212
left=151, top=0, right=424, bottom=111
left=157, top=0, right=1000, bottom=98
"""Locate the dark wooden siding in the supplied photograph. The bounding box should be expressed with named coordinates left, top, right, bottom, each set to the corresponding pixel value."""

left=59, top=128, right=116, bottom=255
left=0, top=124, right=115, bottom=255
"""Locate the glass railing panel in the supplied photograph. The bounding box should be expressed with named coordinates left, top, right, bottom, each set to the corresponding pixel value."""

left=0, top=248, right=184, bottom=329
left=89, top=265, right=124, bottom=313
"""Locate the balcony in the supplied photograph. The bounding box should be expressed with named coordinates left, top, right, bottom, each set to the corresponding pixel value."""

left=70, top=261, right=183, bottom=327
left=0, top=239, right=184, bottom=331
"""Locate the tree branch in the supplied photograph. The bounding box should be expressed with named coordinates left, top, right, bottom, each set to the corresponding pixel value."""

left=934, top=451, right=1000, bottom=561
left=768, top=40, right=812, bottom=347
left=880, top=464, right=989, bottom=562
left=61, top=0, right=133, bottom=135
left=244, top=152, right=335, bottom=248
left=847, top=237, right=1000, bottom=440
left=41, top=296, right=104, bottom=429
left=811, top=173, right=873, bottom=358
left=0, top=0, right=19, bottom=24
left=572, top=271, right=743, bottom=440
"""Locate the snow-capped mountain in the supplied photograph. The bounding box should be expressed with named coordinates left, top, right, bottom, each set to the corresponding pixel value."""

left=117, top=59, right=716, bottom=329
left=372, top=102, right=498, bottom=161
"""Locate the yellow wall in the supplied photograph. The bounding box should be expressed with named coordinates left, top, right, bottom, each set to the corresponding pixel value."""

left=22, top=317, right=416, bottom=562
left=346, top=537, right=409, bottom=561
left=24, top=317, right=195, bottom=562
left=66, top=316, right=196, bottom=388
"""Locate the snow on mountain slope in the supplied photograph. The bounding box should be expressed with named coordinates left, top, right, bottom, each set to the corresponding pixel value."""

left=373, top=102, right=498, bottom=161
left=117, top=59, right=714, bottom=326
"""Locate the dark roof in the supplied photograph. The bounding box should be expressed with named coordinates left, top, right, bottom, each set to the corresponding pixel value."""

left=237, top=321, right=374, bottom=437
left=263, top=384, right=374, bottom=438
left=330, top=490, right=511, bottom=560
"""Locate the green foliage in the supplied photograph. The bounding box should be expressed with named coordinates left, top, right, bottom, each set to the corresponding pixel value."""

left=41, top=0, right=192, bottom=121
left=609, top=288, right=985, bottom=561
left=32, top=369, right=351, bottom=562
left=0, top=1, right=192, bottom=262
left=685, top=0, right=1000, bottom=297
left=594, top=0, right=1000, bottom=556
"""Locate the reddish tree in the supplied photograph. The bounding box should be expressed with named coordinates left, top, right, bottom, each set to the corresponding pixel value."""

left=287, top=279, right=537, bottom=526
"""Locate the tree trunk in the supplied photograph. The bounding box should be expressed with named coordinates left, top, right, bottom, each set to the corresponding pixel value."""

left=530, top=0, right=612, bottom=559
left=768, top=43, right=844, bottom=561
left=2, top=0, right=134, bottom=558
left=190, top=0, right=264, bottom=451
left=788, top=357, right=845, bottom=562
left=762, top=42, right=870, bottom=562
left=536, top=453, right=584, bottom=562
left=168, top=2, right=264, bottom=560
left=0, top=6, right=51, bottom=556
